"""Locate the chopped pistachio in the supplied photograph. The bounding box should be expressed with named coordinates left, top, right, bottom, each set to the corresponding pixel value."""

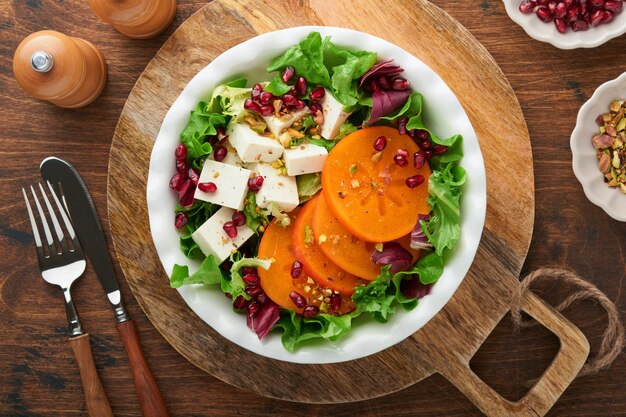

left=371, top=151, right=383, bottom=163
left=350, top=179, right=360, bottom=188
left=349, top=164, right=357, bottom=175
left=612, top=151, right=621, bottom=168
left=374, top=243, right=383, bottom=252
left=617, top=117, right=626, bottom=133
left=318, top=234, right=327, bottom=244
left=620, top=183, right=626, bottom=194
left=304, top=225, right=314, bottom=244
left=610, top=101, right=622, bottom=112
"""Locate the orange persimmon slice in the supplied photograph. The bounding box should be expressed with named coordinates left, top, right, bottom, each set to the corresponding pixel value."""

left=322, top=126, right=432, bottom=242
left=291, top=196, right=364, bottom=295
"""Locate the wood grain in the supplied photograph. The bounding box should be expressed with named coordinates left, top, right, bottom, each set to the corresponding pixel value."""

left=68, top=333, right=114, bottom=417
left=106, top=0, right=588, bottom=413
left=1, top=0, right=625, bottom=416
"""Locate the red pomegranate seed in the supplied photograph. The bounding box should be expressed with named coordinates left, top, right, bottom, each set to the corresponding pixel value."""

left=233, top=295, right=248, bottom=310
left=309, top=86, right=325, bottom=100
left=433, top=145, right=448, bottom=155
left=373, top=136, right=387, bottom=151
left=394, top=154, right=409, bottom=167
left=223, top=221, right=237, bottom=238
left=302, top=305, right=319, bottom=318
left=392, top=77, right=410, bottom=91
left=604, top=1, right=622, bottom=12
left=589, top=0, right=605, bottom=6
left=547, top=1, right=557, bottom=14
left=175, top=144, right=187, bottom=160
left=295, top=77, right=308, bottom=96
left=283, top=94, right=297, bottom=105
left=247, top=301, right=258, bottom=316
left=602, top=10, right=615, bottom=22
left=554, top=17, right=567, bottom=32
left=169, top=173, right=185, bottom=190
left=519, top=0, right=537, bottom=13
left=248, top=175, right=264, bottom=192
left=213, top=145, right=227, bottom=162
left=571, top=19, right=589, bottom=30
left=176, top=159, right=188, bottom=174
left=537, top=0, right=548, bottom=5
left=244, top=98, right=261, bottom=113
left=243, top=273, right=260, bottom=285
left=259, top=91, right=274, bottom=105
left=378, top=76, right=391, bottom=90
left=563, top=0, right=573, bottom=6
left=309, top=101, right=323, bottom=115
left=419, top=139, right=432, bottom=150
left=242, top=267, right=257, bottom=275
left=414, top=152, right=426, bottom=169
left=330, top=294, right=341, bottom=311
left=579, top=1, right=587, bottom=15
left=398, top=117, right=408, bottom=135
left=406, top=175, right=425, bottom=188
left=294, top=99, right=306, bottom=109
left=554, top=2, right=567, bottom=18
left=397, top=148, right=410, bottom=158
left=188, top=168, right=199, bottom=185
left=259, top=105, right=273, bottom=116
left=281, top=66, right=295, bottom=83
left=536, top=6, right=554, bottom=22
left=198, top=182, right=217, bottom=193
left=252, top=83, right=263, bottom=99
left=567, top=4, right=580, bottom=20
left=415, top=129, right=430, bottom=141
left=289, top=291, right=307, bottom=308
left=174, top=212, right=188, bottom=229
left=179, top=182, right=196, bottom=207
left=589, top=9, right=604, bottom=25
left=424, top=150, right=434, bottom=160
left=216, top=126, right=226, bottom=141
left=232, top=211, right=246, bottom=227
left=256, top=292, right=268, bottom=305
left=291, top=261, right=303, bottom=278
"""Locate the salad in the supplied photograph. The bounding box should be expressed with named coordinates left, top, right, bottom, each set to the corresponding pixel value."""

left=167, top=32, right=465, bottom=352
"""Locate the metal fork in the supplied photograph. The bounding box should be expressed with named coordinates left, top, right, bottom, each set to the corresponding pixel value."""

left=23, top=182, right=113, bottom=417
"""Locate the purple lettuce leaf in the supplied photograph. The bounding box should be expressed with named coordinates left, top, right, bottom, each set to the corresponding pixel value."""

left=410, top=214, right=433, bottom=250
left=371, top=242, right=413, bottom=273
left=400, top=277, right=432, bottom=299
left=367, top=89, right=412, bottom=125
left=359, top=60, right=404, bottom=87
left=247, top=301, right=280, bottom=340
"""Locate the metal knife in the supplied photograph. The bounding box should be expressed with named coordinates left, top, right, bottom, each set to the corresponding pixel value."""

left=40, top=156, right=170, bottom=417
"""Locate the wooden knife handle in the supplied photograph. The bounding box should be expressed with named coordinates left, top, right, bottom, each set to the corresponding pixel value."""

left=69, top=333, right=114, bottom=417
left=117, top=320, right=170, bottom=417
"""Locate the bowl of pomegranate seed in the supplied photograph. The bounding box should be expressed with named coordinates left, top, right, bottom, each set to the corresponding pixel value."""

left=147, top=26, right=486, bottom=363
left=504, top=0, right=626, bottom=49
left=571, top=71, right=626, bottom=221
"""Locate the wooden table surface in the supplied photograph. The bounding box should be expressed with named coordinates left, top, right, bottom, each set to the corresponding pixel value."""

left=1, top=1, right=624, bottom=416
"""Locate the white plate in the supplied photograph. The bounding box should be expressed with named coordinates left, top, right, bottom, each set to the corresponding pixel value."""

left=147, top=26, right=487, bottom=364
left=571, top=72, right=626, bottom=222
left=503, top=0, right=626, bottom=49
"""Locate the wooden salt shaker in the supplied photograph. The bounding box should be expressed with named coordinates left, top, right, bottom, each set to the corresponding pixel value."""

left=13, top=30, right=107, bottom=109
left=88, top=0, right=177, bottom=39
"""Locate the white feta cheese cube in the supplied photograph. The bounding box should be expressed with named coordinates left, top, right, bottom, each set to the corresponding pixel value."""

left=250, top=162, right=299, bottom=212
left=191, top=207, right=254, bottom=264
left=283, top=143, right=328, bottom=176
left=227, top=122, right=283, bottom=163
left=208, top=140, right=244, bottom=167
left=262, top=108, right=309, bottom=139
left=194, top=159, right=252, bottom=210
left=320, top=88, right=352, bottom=140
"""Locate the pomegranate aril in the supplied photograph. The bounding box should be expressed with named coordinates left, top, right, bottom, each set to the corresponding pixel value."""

left=548, top=1, right=557, bottom=14
left=247, top=301, right=258, bottom=316
left=415, top=129, right=430, bottom=141
left=248, top=175, right=264, bottom=192
left=568, top=4, right=580, bottom=20
left=424, top=150, right=434, bottom=160
left=406, top=175, right=425, bottom=188
left=419, top=139, right=432, bottom=150
left=213, top=145, right=227, bottom=162
left=259, top=91, right=274, bottom=105
left=394, top=154, right=408, bottom=167
left=378, top=76, right=391, bottom=90
left=289, top=291, right=307, bottom=308
left=397, top=148, right=410, bottom=158
left=433, top=145, right=448, bottom=155
left=176, top=159, right=188, bottom=174
left=216, top=126, right=226, bottom=141
left=281, top=66, right=295, bottom=83
left=519, top=0, right=537, bottom=13
left=198, top=182, right=217, bottom=193
left=398, top=117, right=408, bottom=135
left=169, top=173, right=185, bottom=190
left=309, top=86, right=325, bottom=100
left=392, top=77, right=410, bottom=90
left=373, top=135, right=387, bottom=151
left=302, top=305, right=320, bottom=318
left=295, top=77, right=308, bottom=96
left=330, top=294, right=341, bottom=312
left=242, top=267, right=257, bottom=276
left=537, top=0, right=548, bottom=5
left=309, top=102, right=323, bottom=115
left=175, top=144, right=187, bottom=160
left=252, top=83, right=263, bottom=99
left=233, top=295, right=248, bottom=310
left=259, top=105, right=274, bottom=116
left=179, top=182, right=196, bottom=207
left=536, top=6, right=554, bottom=21
left=294, top=99, right=306, bottom=109
left=589, top=9, right=604, bottom=25
left=174, top=212, right=188, bottom=229
left=604, top=1, right=622, bottom=12
left=555, top=17, right=567, bottom=32
left=244, top=98, right=261, bottom=112
left=563, top=0, right=573, bottom=6
left=223, top=221, right=238, bottom=238
left=414, top=152, right=426, bottom=169
left=283, top=94, right=297, bottom=105
left=589, top=0, right=604, bottom=6
left=232, top=211, right=246, bottom=227
left=602, top=10, right=615, bottom=22
left=571, top=19, right=589, bottom=30
left=243, top=273, right=260, bottom=285
left=256, top=292, right=268, bottom=305
left=188, top=168, right=199, bottom=185
left=554, top=2, right=567, bottom=18
left=291, top=261, right=303, bottom=278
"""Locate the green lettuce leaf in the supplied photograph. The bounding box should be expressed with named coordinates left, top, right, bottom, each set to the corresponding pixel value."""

left=206, top=83, right=251, bottom=122
left=334, top=122, right=358, bottom=140
left=180, top=101, right=226, bottom=160
left=243, top=192, right=269, bottom=233
left=296, top=173, right=322, bottom=202
left=267, top=32, right=331, bottom=87
left=395, top=251, right=444, bottom=284
left=227, top=255, right=273, bottom=300
left=264, top=74, right=292, bottom=96
left=170, top=255, right=223, bottom=288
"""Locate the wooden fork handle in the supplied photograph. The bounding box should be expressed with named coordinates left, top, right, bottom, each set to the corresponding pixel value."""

left=117, top=320, right=170, bottom=417
left=69, top=333, right=114, bottom=417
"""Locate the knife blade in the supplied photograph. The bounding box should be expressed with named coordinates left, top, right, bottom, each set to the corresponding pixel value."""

left=40, top=156, right=170, bottom=417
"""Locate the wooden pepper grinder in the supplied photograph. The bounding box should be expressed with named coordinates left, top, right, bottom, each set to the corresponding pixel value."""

left=13, top=30, right=107, bottom=109
left=88, top=0, right=177, bottom=39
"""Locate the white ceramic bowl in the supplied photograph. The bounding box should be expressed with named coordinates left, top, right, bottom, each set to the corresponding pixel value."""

left=147, top=26, right=487, bottom=363
left=571, top=72, right=626, bottom=221
left=503, top=0, right=626, bottom=49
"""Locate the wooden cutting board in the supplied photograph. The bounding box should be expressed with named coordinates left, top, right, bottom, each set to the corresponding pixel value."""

left=107, top=1, right=590, bottom=415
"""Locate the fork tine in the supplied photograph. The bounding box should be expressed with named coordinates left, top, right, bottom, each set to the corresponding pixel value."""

left=38, top=183, right=66, bottom=246
left=30, top=185, right=55, bottom=250
left=45, top=181, right=77, bottom=240
left=22, top=187, right=43, bottom=248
